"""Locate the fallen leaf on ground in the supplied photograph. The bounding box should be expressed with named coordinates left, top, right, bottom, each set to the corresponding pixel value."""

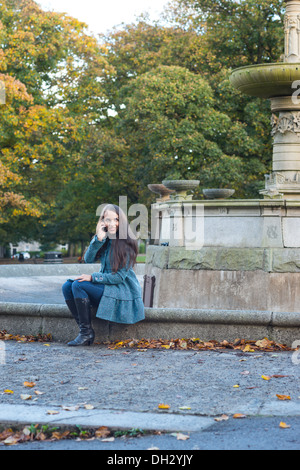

left=261, top=375, right=271, bottom=381
left=3, top=436, right=20, bottom=446
left=276, top=394, right=291, bottom=401
left=62, top=405, right=79, bottom=411
left=0, top=331, right=52, bottom=343
left=176, top=433, right=190, bottom=441
left=233, top=413, right=247, bottom=419
left=23, top=381, right=35, bottom=388
left=279, top=422, right=291, bottom=429
left=4, top=390, right=14, bottom=394
left=105, top=337, right=293, bottom=353
left=51, top=431, right=70, bottom=440
left=179, top=406, right=191, bottom=410
left=271, top=375, right=289, bottom=378
left=20, top=394, right=32, bottom=401
left=158, top=403, right=170, bottom=409
left=46, top=410, right=60, bottom=415
left=214, top=415, right=229, bottom=422
left=255, top=338, right=272, bottom=348
left=0, top=429, right=14, bottom=441
left=101, top=437, right=115, bottom=442
left=233, top=385, right=240, bottom=388
left=95, top=427, right=110, bottom=438
left=84, top=404, right=94, bottom=410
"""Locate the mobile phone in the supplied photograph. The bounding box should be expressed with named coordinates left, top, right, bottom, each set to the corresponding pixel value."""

left=102, top=226, right=108, bottom=232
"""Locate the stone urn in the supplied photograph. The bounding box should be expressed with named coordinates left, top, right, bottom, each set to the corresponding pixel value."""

left=147, top=184, right=175, bottom=202
left=162, top=180, right=200, bottom=201
left=203, top=189, right=235, bottom=199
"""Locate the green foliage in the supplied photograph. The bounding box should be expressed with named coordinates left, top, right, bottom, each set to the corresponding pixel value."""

left=115, top=65, right=269, bottom=198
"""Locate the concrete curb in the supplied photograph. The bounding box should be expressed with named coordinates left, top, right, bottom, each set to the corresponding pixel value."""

left=0, top=302, right=299, bottom=345
left=0, top=404, right=215, bottom=432
left=1, top=400, right=300, bottom=432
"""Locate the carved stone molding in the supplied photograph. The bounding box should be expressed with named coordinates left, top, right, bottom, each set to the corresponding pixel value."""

left=271, top=112, right=300, bottom=136
left=264, top=171, right=300, bottom=186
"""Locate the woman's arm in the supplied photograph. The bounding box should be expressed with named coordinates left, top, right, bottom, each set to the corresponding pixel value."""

left=84, top=235, right=106, bottom=264
left=91, top=266, right=129, bottom=285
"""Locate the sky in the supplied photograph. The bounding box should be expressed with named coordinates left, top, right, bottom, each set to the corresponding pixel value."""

left=37, top=0, right=171, bottom=36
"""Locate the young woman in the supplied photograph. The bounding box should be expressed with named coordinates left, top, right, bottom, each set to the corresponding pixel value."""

left=62, top=204, right=145, bottom=346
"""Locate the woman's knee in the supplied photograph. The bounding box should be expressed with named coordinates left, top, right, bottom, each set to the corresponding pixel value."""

left=62, top=280, right=73, bottom=300
left=71, top=280, right=84, bottom=296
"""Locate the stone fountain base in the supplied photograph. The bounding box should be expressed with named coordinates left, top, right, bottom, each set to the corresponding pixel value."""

left=145, top=245, right=300, bottom=312
left=147, top=198, right=300, bottom=313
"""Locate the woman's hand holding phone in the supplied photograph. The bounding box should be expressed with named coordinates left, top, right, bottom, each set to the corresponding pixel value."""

left=96, top=220, right=108, bottom=241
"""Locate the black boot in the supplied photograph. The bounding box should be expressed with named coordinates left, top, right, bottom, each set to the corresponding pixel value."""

left=65, top=299, right=80, bottom=325
left=67, top=297, right=95, bottom=347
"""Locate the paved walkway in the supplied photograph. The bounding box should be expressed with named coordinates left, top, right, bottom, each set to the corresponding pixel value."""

left=1, top=265, right=300, bottom=449
left=0, top=276, right=67, bottom=304
left=0, top=340, right=299, bottom=433
left=0, top=275, right=144, bottom=304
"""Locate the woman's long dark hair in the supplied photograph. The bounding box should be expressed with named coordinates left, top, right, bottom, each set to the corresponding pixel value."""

left=96, top=204, right=138, bottom=273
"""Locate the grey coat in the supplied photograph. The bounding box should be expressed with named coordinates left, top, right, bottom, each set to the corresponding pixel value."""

left=84, top=235, right=145, bottom=324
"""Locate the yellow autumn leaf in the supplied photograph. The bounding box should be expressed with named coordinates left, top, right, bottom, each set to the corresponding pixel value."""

left=23, top=381, right=35, bottom=388
left=161, top=345, right=170, bottom=349
left=261, top=375, right=271, bottom=381
left=158, top=403, right=170, bottom=409
left=255, top=338, right=272, bottom=348
left=279, top=422, right=291, bottom=429
left=4, top=390, right=14, bottom=394
left=233, top=413, right=247, bottom=419
left=233, top=385, right=240, bottom=388
left=243, top=344, right=255, bottom=352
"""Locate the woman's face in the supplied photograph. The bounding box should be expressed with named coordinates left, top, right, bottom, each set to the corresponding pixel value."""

left=103, top=210, right=119, bottom=235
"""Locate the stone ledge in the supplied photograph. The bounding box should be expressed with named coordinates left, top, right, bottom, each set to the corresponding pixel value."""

left=0, top=302, right=299, bottom=346
left=146, top=245, right=300, bottom=273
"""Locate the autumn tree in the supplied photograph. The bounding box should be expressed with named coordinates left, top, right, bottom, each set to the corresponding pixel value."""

left=0, top=0, right=112, bottom=252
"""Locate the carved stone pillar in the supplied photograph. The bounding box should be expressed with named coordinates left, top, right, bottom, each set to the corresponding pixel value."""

left=261, top=1, right=300, bottom=199
left=262, top=98, right=300, bottom=199
left=284, top=1, right=300, bottom=63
